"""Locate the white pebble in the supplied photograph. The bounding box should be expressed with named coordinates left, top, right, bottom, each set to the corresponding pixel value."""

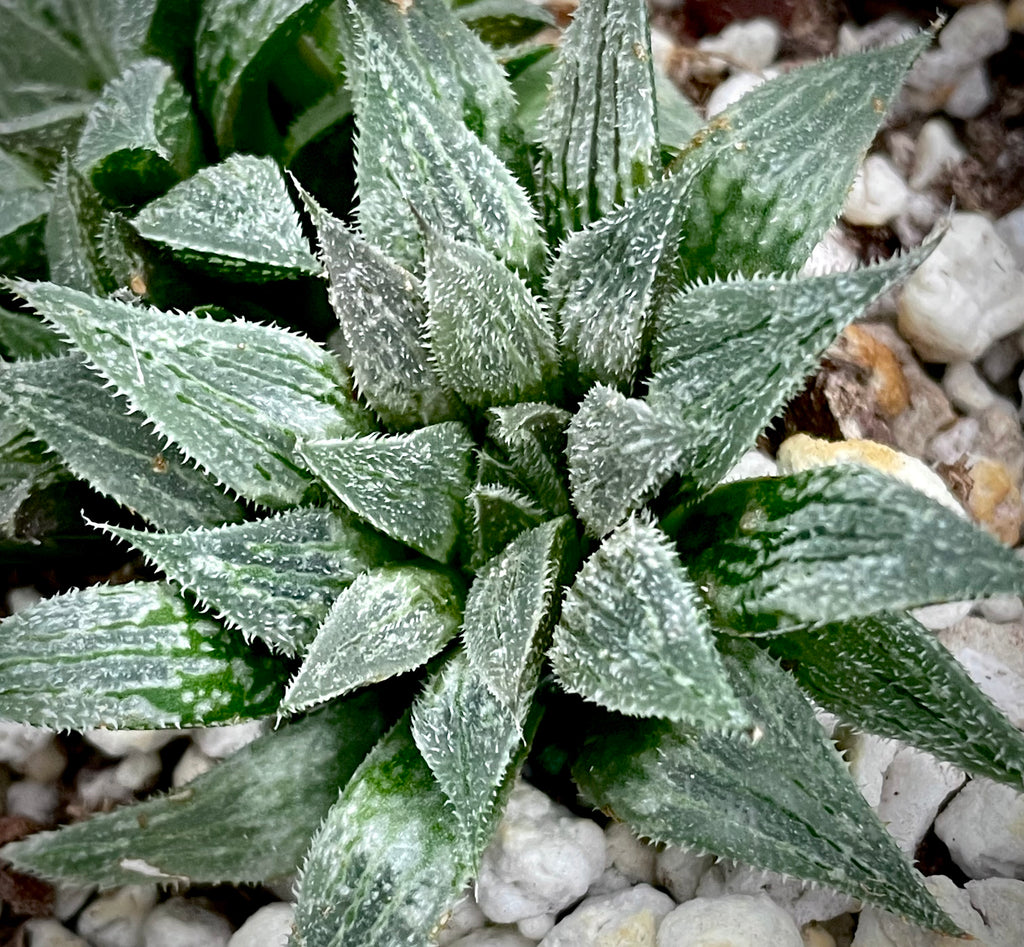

left=6, top=585, right=41, bottom=613
left=437, top=894, right=490, bottom=946
left=115, top=751, right=162, bottom=793
left=944, top=63, right=993, bottom=119
left=719, top=449, right=778, bottom=484
left=979, top=595, right=1024, bottom=623
left=939, top=2, right=1009, bottom=63
left=85, top=729, right=179, bottom=758
left=7, top=779, right=59, bottom=824
left=53, top=884, right=96, bottom=923
left=142, top=897, right=232, bottom=947
left=909, top=601, right=974, bottom=631
left=838, top=730, right=899, bottom=809
left=77, top=766, right=134, bottom=811
left=539, top=884, right=675, bottom=947
left=604, top=822, right=657, bottom=887
left=799, top=226, right=861, bottom=277
left=449, top=929, right=536, bottom=947
left=0, top=722, right=57, bottom=773
left=996, top=205, right=1024, bottom=269
left=965, top=878, right=1024, bottom=944
left=22, top=736, right=66, bottom=784
left=696, top=18, right=781, bottom=75
left=192, top=720, right=266, bottom=759
left=910, top=119, right=966, bottom=190
left=705, top=71, right=767, bottom=118
left=475, top=781, right=606, bottom=925
left=837, top=15, right=916, bottom=53
left=517, top=913, right=554, bottom=939
left=851, top=874, right=987, bottom=945
left=898, top=212, right=1024, bottom=363
left=655, top=846, right=714, bottom=903
left=938, top=616, right=1024, bottom=727
left=656, top=894, right=803, bottom=947
left=935, top=777, right=1024, bottom=879
left=842, top=155, right=910, bottom=227
left=21, top=917, right=89, bottom=946
left=228, top=902, right=294, bottom=947
left=942, top=361, right=999, bottom=415
left=77, top=885, right=158, bottom=947
left=875, top=746, right=965, bottom=854
left=171, top=744, right=216, bottom=787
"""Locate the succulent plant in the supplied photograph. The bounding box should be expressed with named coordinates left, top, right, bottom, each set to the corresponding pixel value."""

left=2, top=0, right=1023, bottom=942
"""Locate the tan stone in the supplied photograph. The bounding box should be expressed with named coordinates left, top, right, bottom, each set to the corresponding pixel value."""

left=965, top=456, right=1024, bottom=545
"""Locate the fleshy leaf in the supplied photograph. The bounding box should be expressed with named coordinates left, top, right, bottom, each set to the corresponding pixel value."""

left=291, top=717, right=466, bottom=947
left=299, top=423, right=475, bottom=562
left=424, top=232, right=558, bottom=409
left=467, top=482, right=547, bottom=569
left=0, top=146, right=45, bottom=192
left=763, top=611, right=1024, bottom=790
left=679, top=466, right=1024, bottom=633
left=131, top=154, right=320, bottom=281
left=647, top=247, right=931, bottom=506
left=195, top=0, right=333, bottom=150
left=655, top=72, right=700, bottom=152
left=552, top=516, right=749, bottom=728
left=104, top=508, right=397, bottom=656
left=346, top=2, right=541, bottom=272
left=574, top=638, right=961, bottom=936
left=3, top=354, right=243, bottom=531
left=567, top=384, right=685, bottom=537
left=0, top=696, right=384, bottom=888
left=0, top=424, right=66, bottom=540
left=0, top=582, right=286, bottom=730
left=0, top=104, right=91, bottom=173
left=538, top=0, right=659, bottom=234
left=43, top=155, right=110, bottom=295
left=673, top=32, right=931, bottom=280
left=75, top=58, right=199, bottom=205
left=0, top=307, right=67, bottom=359
left=300, top=188, right=461, bottom=429
left=0, top=188, right=50, bottom=275
left=282, top=564, right=463, bottom=713
left=456, top=0, right=554, bottom=50
left=8, top=281, right=374, bottom=508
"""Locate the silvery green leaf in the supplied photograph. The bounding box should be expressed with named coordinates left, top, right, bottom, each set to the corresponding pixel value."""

left=291, top=717, right=466, bottom=947
left=104, top=508, right=397, bottom=656
left=646, top=247, right=931, bottom=506
left=0, top=582, right=286, bottom=730
left=282, top=565, right=463, bottom=713
left=468, top=482, right=547, bottom=569
left=655, top=72, right=700, bottom=152
left=424, top=232, right=558, bottom=409
left=0, top=695, right=385, bottom=888
left=674, top=32, right=931, bottom=280
left=8, top=280, right=374, bottom=508
left=0, top=307, right=67, bottom=359
left=486, top=402, right=571, bottom=516
left=0, top=425, right=65, bottom=539
left=764, top=611, right=1024, bottom=790
left=463, top=517, right=572, bottom=715
left=0, top=146, right=45, bottom=192
left=575, top=638, right=961, bottom=936
left=195, top=0, right=333, bottom=149
left=52, top=0, right=160, bottom=78
left=44, top=155, right=109, bottom=295
left=300, top=188, right=461, bottom=430
left=0, top=103, right=92, bottom=173
left=538, top=0, right=659, bottom=234
left=681, top=466, right=1024, bottom=633
left=0, top=187, right=50, bottom=274
left=283, top=86, right=353, bottom=165
left=346, top=5, right=541, bottom=272
left=567, top=384, right=685, bottom=537
left=75, top=58, right=199, bottom=205
left=299, top=423, right=475, bottom=562
left=456, top=0, right=554, bottom=50
left=3, top=354, right=243, bottom=531
left=132, top=154, right=320, bottom=281
left=552, top=516, right=749, bottom=728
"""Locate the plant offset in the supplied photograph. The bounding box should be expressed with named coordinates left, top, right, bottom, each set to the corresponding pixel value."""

left=2, top=0, right=1024, bottom=942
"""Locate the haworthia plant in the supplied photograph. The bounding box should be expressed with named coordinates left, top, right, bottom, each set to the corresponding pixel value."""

left=1, top=1, right=1018, bottom=942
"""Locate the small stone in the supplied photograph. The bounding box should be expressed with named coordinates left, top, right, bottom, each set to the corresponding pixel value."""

left=995, top=205, right=1024, bottom=268
left=705, top=70, right=767, bottom=118
left=7, top=779, right=59, bottom=824
left=965, top=878, right=1024, bottom=944
left=973, top=405, right=1024, bottom=486
left=927, top=417, right=979, bottom=469
left=6, top=586, right=41, bottom=613
left=448, top=929, right=536, bottom=947
left=227, top=903, right=294, bottom=947
left=604, top=822, right=657, bottom=886
left=942, top=361, right=998, bottom=415
left=910, top=119, right=967, bottom=190
left=944, top=63, right=993, bottom=120
left=842, top=155, right=910, bottom=227
left=587, top=867, right=634, bottom=897
left=21, top=918, right=89, bottom=946
left=53, top=885, right=96, bottom=923
left=940, top=615, right=1024, bottom=727
left=940, top=2, right=1009, bottom=63
left=980, top=335, right=1021, bottom=386
left=0, top=723, right=57, bottom=773
left=799, top=226, right=861, bottom=277
left=84, top=730, right=179, bottom=758
left=655, top=846, right=714, bottom=903
left=909, top=601, right=975, bottom=631
left=171, top=744, right=216, bottom=787
left=696, top=18, right=781, bottom=76
left=538, top=884, right=675, bottom=947
left=76, top=885, right=158, bottom=947
left=875, top=746, right=965, bottom=855
left=437, top=894, right=488, bottom=947
left=836, top=15, right=916, bottom=54
left=801, top=923, right=836, bottom=947
left=964, top=456, right=1024, bottom=545
left=22, top=737, right=66, bottom=784
left=115, top=751, right=162, bottom=793
left=1010, top=0, right=1024, bottom=33
left=656, top=894, right=803, bottom=947
left=836, top=729, right=899, bottom=809
left=76, top=766, right=134, bottom=812
left=475, top=781, right=606, bottom=925
left=898, top=212, right=1024, bottom=363
left=191, top=720, right=266, bottom=759
left=517, top=914, right=554, bottom=939
left=142, top=897, right=232, bottom=947
left=935, top=777, right=1024, bottom=879
left=719, top=449, right=778, bottom=484
left=979, top=595, right=1024, bottom=623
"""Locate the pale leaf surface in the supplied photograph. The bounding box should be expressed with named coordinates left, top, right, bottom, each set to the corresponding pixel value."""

left=43, top=155, right=109, bottom=295
left=467, top=482, right=547, bottom=569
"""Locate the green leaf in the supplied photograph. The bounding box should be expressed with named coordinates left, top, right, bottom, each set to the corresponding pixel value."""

left=0, top=425, right=65, bottom=540
left=52, top=0, right=162, bottom=79
left=552, top=516, right=749, bottom=728
left=538, top=0, right=659, bottom=234
left=75, top=58, right=199, bottom=205
left=3, top=353, right=243, bottom=531
left=547, top=153, right=711, bottom=391
left=291, top=717, right=466, bottom=947
left=300, top=188, right=461, bottom=430
left=467, top=482, right=547, bottom=569
left=0, top=103, right=92, bottom=172
left=763, top=612, right=1024, bottom=790
left=456, top=0, right=554, bottom=49
left=0, top=581, right=286, bottom=730
left=282, top=564, right=463, bottom=713
left=574, top=638, right=961, bottom=936
left=424, top=232, right=558, bottom=409
left=647, top=247, right=931, bottom=507
left=567, top=384, right=685, bottom=537
left=195, top=0, right=333, bottom=150
left=679, top=466, right=1024, bottom=633
left=8, top=281, right=374, bottom=508
left=282, top=86, right=353, bottom=166
left=673, top=32, right=931, bottom=281
left=299, top=423, right=475, bottom=562
left=0, top=307, right=67, bottom=359
left=131, top=154, right=320, bottom=281
left=654, top=72, right=700, bottom=153
left=0, top=695, right=385, bottom=888
left=104, top=508, right=398, bottom=656
left=0, top=145, right=45, bottom=192
left=0, top=188, right=50, bottom=275
left=346, top=2, right=541, bottom=272
left=44, top=155, right=110, bottom=295
left=509, top=48, right=555, bottom=143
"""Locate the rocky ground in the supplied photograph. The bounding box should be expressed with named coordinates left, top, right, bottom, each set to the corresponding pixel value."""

left=3, top=2, right=1024, bottom=946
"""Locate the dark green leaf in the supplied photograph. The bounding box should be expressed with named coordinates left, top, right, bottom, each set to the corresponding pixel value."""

left=0, top=188, right=50, bottom=275
left=44, top=155, right=110, bottom=294
left=0, top=307, right=67, bottom=359
left=456, top=0, right=554, bottom=49
left=0, top=104, right=92, bottom=172
left=467, top=482, right=547, bottom=569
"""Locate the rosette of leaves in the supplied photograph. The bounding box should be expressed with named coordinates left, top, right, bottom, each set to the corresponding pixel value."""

left=1, top=0, right=1023, bottom=943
